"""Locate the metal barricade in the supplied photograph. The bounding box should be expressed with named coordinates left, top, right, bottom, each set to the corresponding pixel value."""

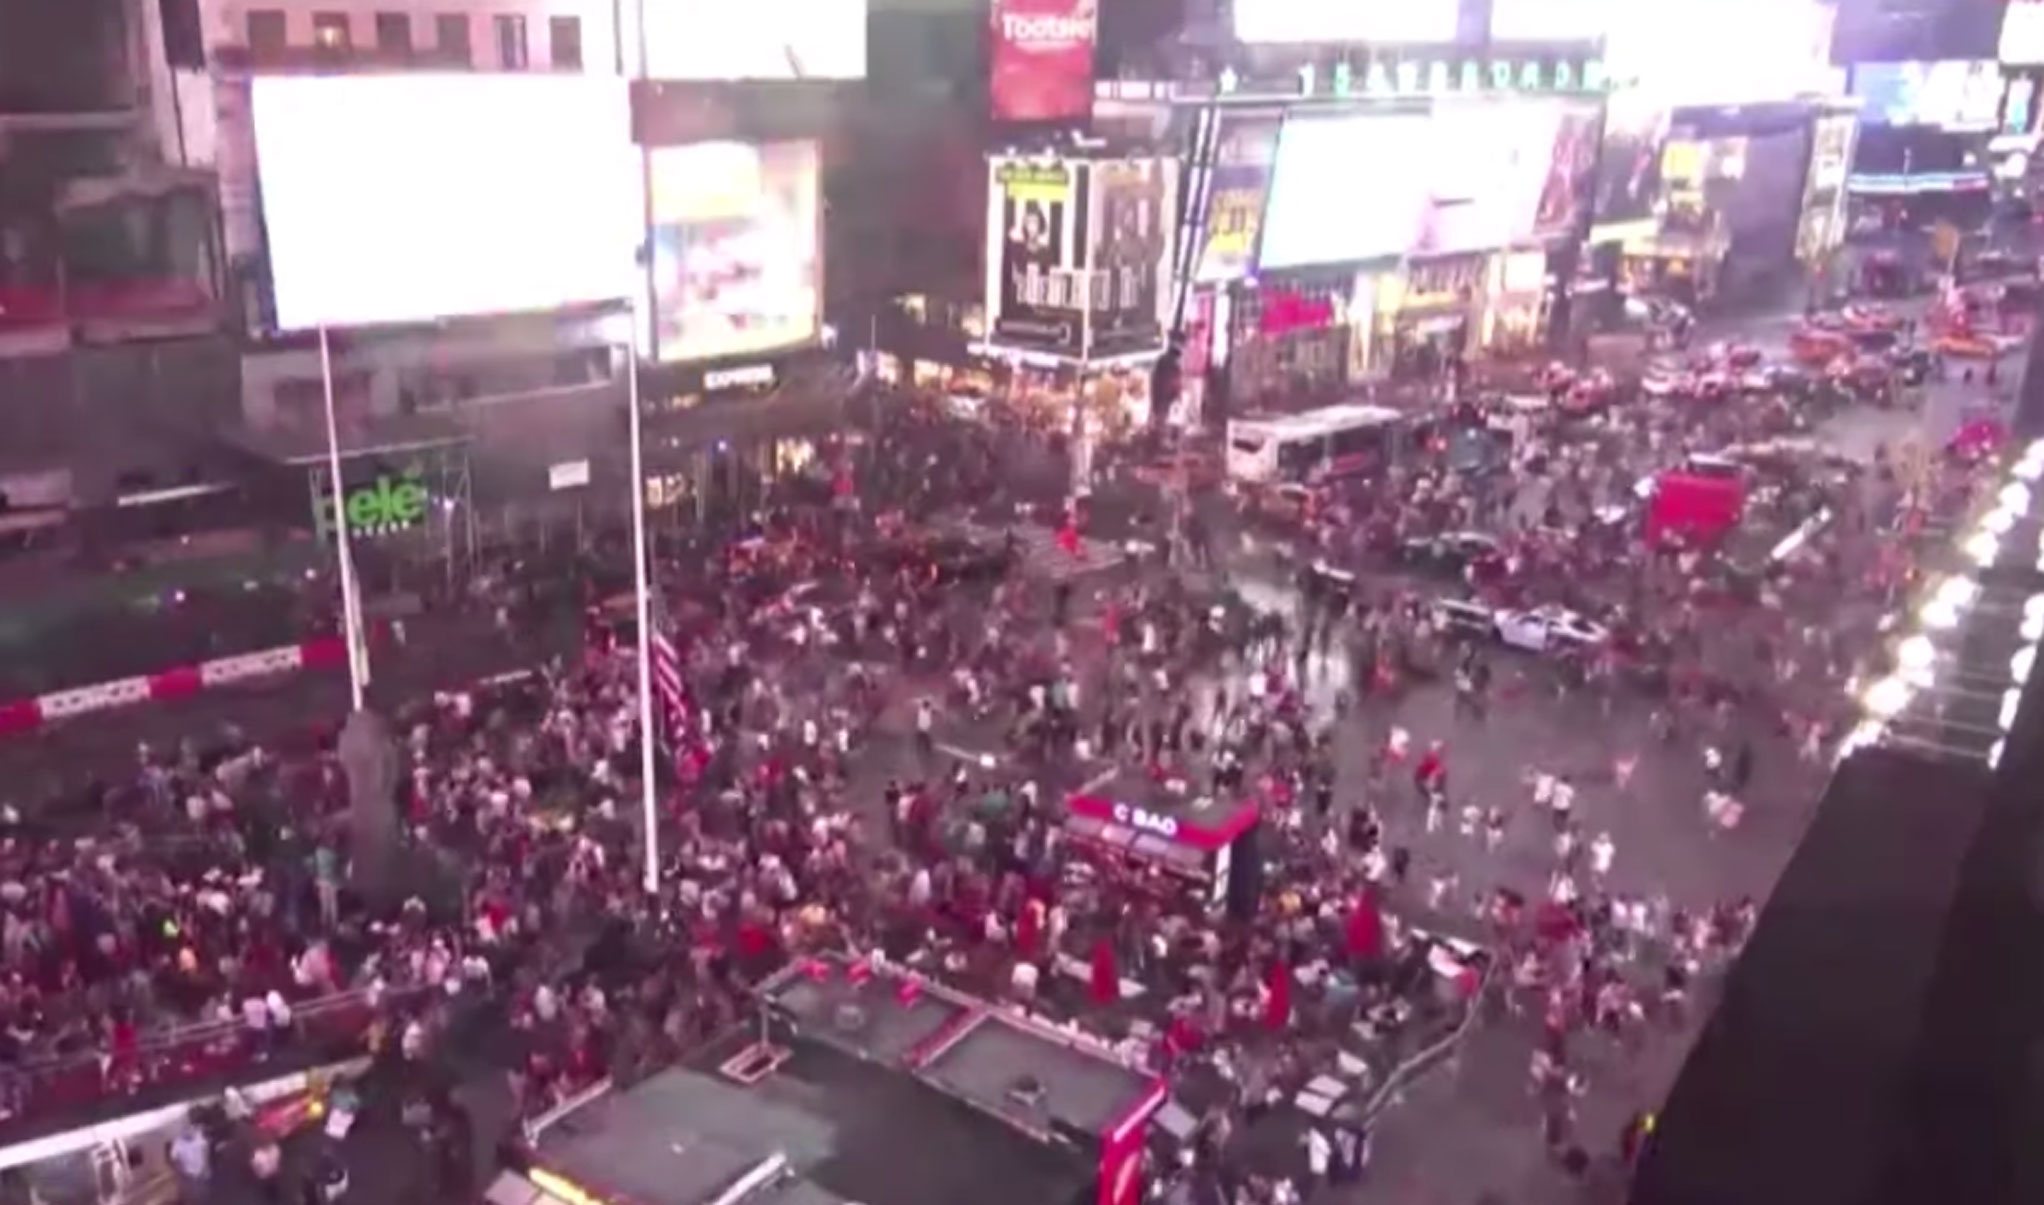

left=0, top=983, right=427, bottom=1134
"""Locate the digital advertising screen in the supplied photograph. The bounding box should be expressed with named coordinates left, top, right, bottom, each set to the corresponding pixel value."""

left=250, top=75, right=639, bottom=333
left=1831, top=0, right=2003, bottom=65
left=1412, top=102, right=1565, bottom=256
left=1536, top=108, right=1604, bottom=237
left=1084, top=157, right=1176, bottom=359
left=642, top=0, right=866, bottom=79
left=1607, top=0, right=1838, bottom=105
left=984, top=156, right=1086, bottom=357
left=1233, top=0, right=1456, bottom=44
left=1591, top=96, right=1668, bottom=231
left=2004, top=0, right=2044, bottom=65
left=1488, top=0, right=1611, bottom=42
left=647, top=140, right=821, bottom=363
left=1850, top=60, right=2003, bottom=128
left=1258, top=114, right=1434, bottom=271
left=990, top=0, right=1097, bottom=122
left=1193, top=116, right=1281, bottom=283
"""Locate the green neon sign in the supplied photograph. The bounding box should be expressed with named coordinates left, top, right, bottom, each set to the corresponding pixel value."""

left=313, top=469, right=430, bottom=542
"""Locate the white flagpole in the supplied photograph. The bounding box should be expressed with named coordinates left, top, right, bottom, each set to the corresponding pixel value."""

left=626, top=332, right=660, bottom=893
left=318, top=325, right=367, bottom=712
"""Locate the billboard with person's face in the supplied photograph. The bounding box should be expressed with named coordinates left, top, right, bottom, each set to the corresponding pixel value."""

left=984, top=156, right=1085, bottom=357
left=1083, top=157, right=1177, bottom=359
left=647, top=140, right=821, bottom=362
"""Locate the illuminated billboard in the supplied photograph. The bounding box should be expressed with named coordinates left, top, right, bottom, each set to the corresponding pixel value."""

left=1413, top=102, right=1565, bottom=255
left=1258, top=114, right=1435, bottom=270
left=1234, top=0, right=1458, bottom=43
left=1850, top=60, right=2003, bottom=129
left=990, top=0, right=1097, bottom=121
left=982, top=155, right=1174, bottom=361
left=1193, top=116, right=1281, bottom=283
left=1488, top=0, right=1611, bottom=41
left=250, top=75, right=640, bottom=332
left=1083, top=157, right=1177, bottom=359
left=642, top=0, right=866, bottom=79
left=647, top=140, right=821, bottom=362
left=984, top=157, right=1084, bottom=358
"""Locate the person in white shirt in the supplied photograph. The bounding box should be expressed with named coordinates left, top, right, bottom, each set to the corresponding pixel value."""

left=1550, top=777, right=1576, bottom=829
left=1304, top=1126, right=1333, bottom=1181
left=1590, top=832, right=1616, bottom=879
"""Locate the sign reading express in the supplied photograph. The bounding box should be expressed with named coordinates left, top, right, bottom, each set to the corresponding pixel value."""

left=991, top=0, right=1098, bottom=122
left=314, top=472, right=430, bottom=543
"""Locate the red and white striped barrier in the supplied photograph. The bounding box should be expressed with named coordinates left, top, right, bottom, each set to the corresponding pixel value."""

left=0, top=637, right=347, bottom=737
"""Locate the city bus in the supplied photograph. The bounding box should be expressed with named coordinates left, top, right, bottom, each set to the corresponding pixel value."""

left=1224, top=403, right=1405, bottom=486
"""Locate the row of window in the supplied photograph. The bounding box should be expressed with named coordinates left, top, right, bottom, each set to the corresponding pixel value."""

left=244, top=11, right=583, bottom=71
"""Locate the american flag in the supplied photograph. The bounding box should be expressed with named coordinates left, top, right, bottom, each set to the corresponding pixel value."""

left=648, top=591, right=688, bottom=745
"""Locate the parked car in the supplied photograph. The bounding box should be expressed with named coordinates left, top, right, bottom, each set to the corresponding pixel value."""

left=1428, top=598, right=1498, bottom=640
left=1495, top=605, right=1610, bottom=654
left=1396, top=531, right=1504, bottom=576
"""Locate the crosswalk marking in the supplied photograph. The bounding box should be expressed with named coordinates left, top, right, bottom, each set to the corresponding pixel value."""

left=949, top=521, right=1128, bottom=583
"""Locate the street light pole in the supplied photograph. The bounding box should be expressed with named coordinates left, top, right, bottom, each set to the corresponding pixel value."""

left=318, top=325, right=368, bottom=711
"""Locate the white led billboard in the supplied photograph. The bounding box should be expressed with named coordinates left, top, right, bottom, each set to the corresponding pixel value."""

left=641, top=0, right=867, bottom=80
left=647, top=141, right=821, bottom=361
left=251, top=75, right=641, bottom=332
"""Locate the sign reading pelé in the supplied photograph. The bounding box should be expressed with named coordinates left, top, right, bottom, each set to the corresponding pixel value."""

left=313, top=469, right=431, bottom=542
left=1288, top=53, right=1607, bottom=99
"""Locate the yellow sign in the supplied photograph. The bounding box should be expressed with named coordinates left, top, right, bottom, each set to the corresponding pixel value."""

left=996, top=161, right=1072, bottom=205
left=1931, top=222, right=1960, bottom=268
left=1200, top=191, right=1262, bottom=267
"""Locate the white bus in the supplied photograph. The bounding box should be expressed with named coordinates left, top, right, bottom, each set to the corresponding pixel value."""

left=1224, top=403, right=1405, bottom=485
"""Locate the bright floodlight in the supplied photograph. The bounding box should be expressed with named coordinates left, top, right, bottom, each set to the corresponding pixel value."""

left=1836, top=718, right=1887, bottom=763
left=1990, top=738, right=2006, bottom=769
left=2025, top=612, right=2044, bottom=643
left=1982, top=506, right=2018, bottom=536
left=1863, top=675, right=1914, bottom=718
left=2014, top=645, right=2036, bottom=686
left=1921, top=599, right=1962, bottom=630
left=2001, top=686, right=2024, bottom=732
left=1965, top=530, right=2001, bottom=567
left=2017, top=453, right=2044, bottom=482
left=2001, top=482, right=2035, bottom=514
left=1897, top=634, right=1936, bottom=671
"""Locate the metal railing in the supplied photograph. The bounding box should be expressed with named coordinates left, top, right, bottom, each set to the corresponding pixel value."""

left=0, top=983, right=426, bottom=1139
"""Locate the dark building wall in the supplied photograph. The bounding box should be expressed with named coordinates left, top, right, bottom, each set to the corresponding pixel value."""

left=0, top=337, right=240, bottom=499
left=827, top=13, right=990, bottom=328
left=0, top=0, right=135, bottom=113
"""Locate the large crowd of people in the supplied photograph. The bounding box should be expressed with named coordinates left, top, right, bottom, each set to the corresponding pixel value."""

left=0, top=290, right=2011, bottom=1205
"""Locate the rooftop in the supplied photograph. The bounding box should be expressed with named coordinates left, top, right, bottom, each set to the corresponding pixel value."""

left=535, top=1068, right=835, bottom=1205
left=682, top=1031, right=1095, bottom=1205
left=760, top=961, right=974, bottom=1065
left=917, top=1007, right=1160, bottom=1141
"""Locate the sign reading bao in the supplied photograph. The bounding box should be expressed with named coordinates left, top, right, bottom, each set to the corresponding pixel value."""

left=991, top=0, right=1099, bottom=122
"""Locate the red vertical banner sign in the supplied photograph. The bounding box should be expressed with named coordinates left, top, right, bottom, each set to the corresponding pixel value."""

left=990, top=0, right=1098, bottom=123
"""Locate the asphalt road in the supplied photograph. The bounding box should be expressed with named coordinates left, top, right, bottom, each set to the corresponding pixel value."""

left=1319, top=297, right=2035, bottom=1205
